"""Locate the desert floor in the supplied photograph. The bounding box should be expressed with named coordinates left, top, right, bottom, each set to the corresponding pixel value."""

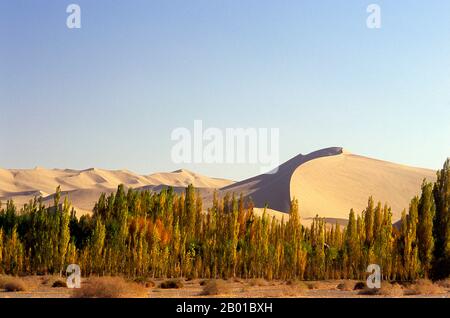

left=0, top=276, right=449, bottom=298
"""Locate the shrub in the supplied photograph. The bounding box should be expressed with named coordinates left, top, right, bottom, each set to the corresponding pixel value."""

left=379, top=283, right=403, bottom=297
left=249, top=278, right=269, bottom=287
left=199, top=280, right=208, bottom=286
left=353, top=282, right=366, bottom=290
left=337, top=281, right=355, bottom=291
left=436, top=278, right=450, bottom=289
left=406, top=279, right=446, bottom=295
left=0, top=276, right=27, bottom=292
left=52, top=280, right=68, bottom=288
left=133, top=277, right=155, bottom=288
left=200, top=279, right=231, bottom=296
left=285, top=280, right=309, bottom=293
left=72, top=277, right=146, bottom=298
left=233, top=277, right=243, bottom=283
left=306, top=282, right=323, bottom=290
left=358, top=287, right=380, bottom=295
left=159, top=279, right=184, bottom=289
left=357, top=283, right=404, bottom=296
left=285, top=279, right=306, bottom=287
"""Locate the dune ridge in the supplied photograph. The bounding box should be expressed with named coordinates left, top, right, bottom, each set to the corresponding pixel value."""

left=0, top=147, right=438, bottom=222
left=0, top=167, right=234, bottom=216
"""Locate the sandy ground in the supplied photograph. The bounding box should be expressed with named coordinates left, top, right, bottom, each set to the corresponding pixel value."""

left=0, top=276, right=448, bottom=298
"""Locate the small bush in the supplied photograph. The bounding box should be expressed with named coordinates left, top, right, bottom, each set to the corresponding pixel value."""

left=72, top=277, right=146, bottom=298
left=337, top=281, right=355, bottom=291
left=436, top=278, right=450, bottom=289
left=201, top=279, right=231, bottom=296
left=353, top=282, right=366, bottom=290
left=233, top=277, right=243, bottom=283
left=358, top=287, right=380, bottom=295
left=159, top=279, right=184, bottom=289
left=406, top=279, right=446, bottom=295
left=199, top=280, right=208, bottom=286
left=249, top=278, right=269, bottom=287
left=358, top=283, right=404, bottom=296
left=379, top=283, right=403, bottom=297
left=133, top=277, right=155, bottom=288
left=52, top=280, right=68, bottom=288
left=0, top=276, right=27, bottom=292
left=285, top=280, right=309, bottom=292
left=306, top=282, right=321, bottom=290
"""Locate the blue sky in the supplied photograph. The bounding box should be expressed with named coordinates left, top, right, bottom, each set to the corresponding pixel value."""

left=1, top=0, right=449, bottom=180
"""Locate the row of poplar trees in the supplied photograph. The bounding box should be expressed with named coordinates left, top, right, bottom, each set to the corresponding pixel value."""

left=0, top=159, right=449, bottom=280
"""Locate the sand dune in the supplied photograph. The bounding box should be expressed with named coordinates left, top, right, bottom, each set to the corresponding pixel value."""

left=221, top=147, right=436, bottom=222
left=290, top=152, right=436, bottom=221
left=0, top=147, right=438, bottom=222
left=0, top=167, right=234, bottom=217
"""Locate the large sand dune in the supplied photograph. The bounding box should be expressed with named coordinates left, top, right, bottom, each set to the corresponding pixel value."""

left=221, top=147, right=436, bottom=221
left=0, top=147, right=438, bottom=222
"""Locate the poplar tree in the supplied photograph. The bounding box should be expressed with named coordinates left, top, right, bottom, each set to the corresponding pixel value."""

left=417, top=180, right=436, bottom=277
left=432, top=159, right=450, bottom=279
left=0, top=228, right=3, bottom=273
left=345, top=209, right=358, bottom=278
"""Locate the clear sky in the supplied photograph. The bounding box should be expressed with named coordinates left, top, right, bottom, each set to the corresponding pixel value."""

left=1, top=0, right=449, bottom=180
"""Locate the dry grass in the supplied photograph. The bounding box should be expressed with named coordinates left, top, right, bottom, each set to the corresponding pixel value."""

left=436, top=278, right=450, bottom=289
left=200, top=279, right=231, bottom=296
left=282, top=279, right=309, bottom=296
left=72, top=277, right=147, bottom=298
left=357, top=283, right=404, bottom=296
left=0, top=276, right=27, bottom=292
left=337, top=280, right=356, bottom=291
left=52, top=280, right=67, bottom=288
left=248, top=278, right=269, bottom=287
left=379, top=283, right=404, bottom=297
left=353, top=281, right=366, bottom=290
left=133, top=277, right=155, bottom=288
left=306, top=281, right=326, bottom=290
left=159, top=279, right=184, bottom=289
left=405, top=279, right=446, bottom=296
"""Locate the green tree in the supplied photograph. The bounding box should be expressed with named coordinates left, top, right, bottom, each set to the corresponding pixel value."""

left=344, top=209, right=358, bottom=278
left=432, top=158, right=450, bottom=279
left=417, top=180, right=436, bottom=277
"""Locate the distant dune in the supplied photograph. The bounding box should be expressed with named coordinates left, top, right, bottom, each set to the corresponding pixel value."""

left=0, top=167, right=233, bottom=217
left=0, top=147, right=438, bottom=222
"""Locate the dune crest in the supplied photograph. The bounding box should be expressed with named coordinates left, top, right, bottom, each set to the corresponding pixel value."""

left=0, top=147, right=438, bottom=222
left=0, top=167, right=234, bottom=217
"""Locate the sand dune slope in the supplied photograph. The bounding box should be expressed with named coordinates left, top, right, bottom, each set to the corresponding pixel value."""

left=221, top=147, right=345, bottom=213
left=290, top=153, right=436, bottom=221
left=220, top=147, right=437, bottom=222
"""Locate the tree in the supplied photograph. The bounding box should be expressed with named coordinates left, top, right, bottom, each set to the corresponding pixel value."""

left=90, top=218, right=106, bottom=274
left=432, top=158, right=450, bottom=279
left=345, top=209, right=358, bottom=278
left=417, top=180, right=436, bottom=277
left=0, top=228, right=3, bottom=273
left=56, top=197, right=71, bottom=275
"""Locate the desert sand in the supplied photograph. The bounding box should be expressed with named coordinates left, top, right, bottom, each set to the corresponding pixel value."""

left=0, top=168, right=233, bottom=217
left=0, top=147, right=437, bottom=222
left=223, top=147, right=436, bottom=222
